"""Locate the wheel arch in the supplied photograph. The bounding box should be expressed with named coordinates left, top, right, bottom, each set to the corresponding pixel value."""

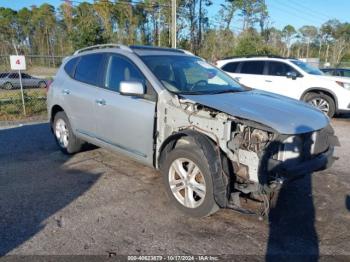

left=157, top=129, right=217, bottom=168
left=50, top=105, right=64, bottom=126
left=300, top=88, right=338, bottom=110
left=157, top=129, right=229, bottom=207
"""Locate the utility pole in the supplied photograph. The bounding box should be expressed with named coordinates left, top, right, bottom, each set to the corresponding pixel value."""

left=171, top=0, right=177, bottom=48
left=157, top=5, right=161, bottom=47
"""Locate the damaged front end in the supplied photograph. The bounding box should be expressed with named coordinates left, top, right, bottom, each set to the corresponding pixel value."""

left=156, top=95, right=339, bottom=217
left=226, top=120, right=339, bottom=216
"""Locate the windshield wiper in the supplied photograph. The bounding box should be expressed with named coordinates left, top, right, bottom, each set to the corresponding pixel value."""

left=177, top=89, right=243, bottom=95
left=210, top=90, right=242, bottom=94
left=177, top=91, right=210, bottom=95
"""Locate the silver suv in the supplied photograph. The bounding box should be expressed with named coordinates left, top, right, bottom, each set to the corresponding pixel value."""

left=48, top=44, right=338, bottom=217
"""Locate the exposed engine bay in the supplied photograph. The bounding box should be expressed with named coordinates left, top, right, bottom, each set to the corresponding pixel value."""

left=156, top=96, right=338, bottom=217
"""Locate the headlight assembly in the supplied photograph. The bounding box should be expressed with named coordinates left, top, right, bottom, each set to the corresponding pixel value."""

left=336, top=81, right=350, bottom=90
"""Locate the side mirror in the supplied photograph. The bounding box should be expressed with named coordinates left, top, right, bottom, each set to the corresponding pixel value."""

left=286, top=71, right=298, bottom=80
left=119, top=81, right=145, bottom=96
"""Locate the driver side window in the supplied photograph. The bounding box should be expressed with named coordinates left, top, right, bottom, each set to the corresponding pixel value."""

left=21, top=73, right=30, bottom=79
left=267, top=61, right=298, bottom=77
left=105, top=55, right=145, bottom=92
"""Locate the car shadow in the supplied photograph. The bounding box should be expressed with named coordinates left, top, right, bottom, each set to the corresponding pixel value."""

left=346, top=195, right=350, bottom=212
left=0, top=123, right=101, bottom=255
left=262, top=126, right=328, bottom=261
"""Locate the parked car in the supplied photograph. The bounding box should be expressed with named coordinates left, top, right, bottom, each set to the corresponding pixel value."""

left=216, top=56, right=350, bottom=117
left=47, top=45, right=338, bottom=217
left=0, top=72, right=47, bottom=90
left=321, top=68, right=350, bottom=78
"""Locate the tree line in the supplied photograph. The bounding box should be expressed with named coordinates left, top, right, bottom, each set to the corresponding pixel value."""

left=0, top=0, right=349, bottom=66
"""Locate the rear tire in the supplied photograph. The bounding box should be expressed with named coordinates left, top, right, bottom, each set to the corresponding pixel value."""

left=304, top=92, right=335, bottom=118
left=38, top=81, right=46, bottom=88
left=53, top=111, right=83, bottom=154
left=161, top=145, right=221, bottom=217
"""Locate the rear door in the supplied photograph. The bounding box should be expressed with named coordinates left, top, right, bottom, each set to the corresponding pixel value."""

left=234, top=60, right=267, bottom=89
left=94, top=53, right=156, bottom=165
left=221, top=61, right=241, bottom=81
left=8, top=73, right=20, bottom=88
left=261, top=61, right=303, bottom=99
left=63, top=53, right=106, bottom=137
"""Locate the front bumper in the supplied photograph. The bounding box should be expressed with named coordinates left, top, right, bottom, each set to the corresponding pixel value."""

left=267, top=146, right=337, bottom=181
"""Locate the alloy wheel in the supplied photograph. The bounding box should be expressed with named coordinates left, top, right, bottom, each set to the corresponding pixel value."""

left=168, top=158, right=206, bottom=208
left=55, top=118, right=69, bottom=148
left=309, top=97, right=330, bottom=114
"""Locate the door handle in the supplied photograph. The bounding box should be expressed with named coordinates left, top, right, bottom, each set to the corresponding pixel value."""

left=265, top=80, right=272, bottom=83
left=62, top=89, right=70, bottom=95
left=95, top=99, right=106, bottom=106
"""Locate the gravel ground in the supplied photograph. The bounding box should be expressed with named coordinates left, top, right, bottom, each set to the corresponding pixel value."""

left=0, top=116, right=349, bottom=259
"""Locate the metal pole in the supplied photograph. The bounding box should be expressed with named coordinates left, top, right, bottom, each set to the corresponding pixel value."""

left=12, top=41, right=26, bottom=116
left=158, top=6, right=161, bottom=47
left=18, top=69, right=26, bottom=116
left=171, top=0, right=177, bottom=48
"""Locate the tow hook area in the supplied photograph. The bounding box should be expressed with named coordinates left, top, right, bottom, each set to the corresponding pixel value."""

left=226, top=178, right=285, bottom=220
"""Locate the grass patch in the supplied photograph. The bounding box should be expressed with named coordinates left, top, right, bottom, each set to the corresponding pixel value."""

left=0, top=89, right=47, bottom=121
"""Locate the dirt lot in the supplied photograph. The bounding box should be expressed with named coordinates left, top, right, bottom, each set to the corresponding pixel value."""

left=0, top=116, right=349, bottom=259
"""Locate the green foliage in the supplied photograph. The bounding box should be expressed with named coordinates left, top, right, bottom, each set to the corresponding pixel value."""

left=234, top=31, right=278, bottom=56
left=70, top=3, right=107, bottom=50
left=0, top=1, right=350, bottom=66
left=0, top=90, right=47, bottom=121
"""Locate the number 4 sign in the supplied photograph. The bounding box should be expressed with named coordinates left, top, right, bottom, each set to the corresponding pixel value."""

left=10, top=55, right=26, bottom=70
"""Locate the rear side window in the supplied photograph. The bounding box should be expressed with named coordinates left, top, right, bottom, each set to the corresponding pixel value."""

left=240, top=61, right=265, bottom=75
left=267, top=61, right=297, bottom=76
left=0, top=73, right=9, bottom=78
left=75, top=54, right=105, bottom=86
left=105, top=55, right=145, bottom=92
left=8, top=73, right=19, bottom=79
left=222, top=62, right=239, bottom=73
left=64, top=57, right=78, bottom=78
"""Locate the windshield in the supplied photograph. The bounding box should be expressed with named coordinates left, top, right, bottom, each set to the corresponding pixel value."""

left=140, top=55, right=245, bottom=94
left=290, top=60, right=324, bottom=75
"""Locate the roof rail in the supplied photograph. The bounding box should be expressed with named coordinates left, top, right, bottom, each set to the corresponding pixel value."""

left=178, top=49, right=195, bottom=56
left=129, top=45, right=185, bottom=54
left=73, top=44, right=133, bottom=55
left=221, top=54, right=286, bottom=60
left=130, top=45, right=196, bottom=56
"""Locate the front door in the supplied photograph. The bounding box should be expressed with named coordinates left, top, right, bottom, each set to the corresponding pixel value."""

left=261, top=61, right=303, bottom=99
left=94, top=54, right=156, bottom=164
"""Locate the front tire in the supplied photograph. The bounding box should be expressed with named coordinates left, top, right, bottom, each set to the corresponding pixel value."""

left=304, top=92, right=335, bottom=118
left=3, top=82, right=13, bottom=90
left=161, top=145, right=220, bottom=217
left=53, top=111, right=83, bottom=154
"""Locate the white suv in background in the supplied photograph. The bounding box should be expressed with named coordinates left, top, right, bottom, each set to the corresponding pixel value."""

left=217, top=56, right=350, bottom=117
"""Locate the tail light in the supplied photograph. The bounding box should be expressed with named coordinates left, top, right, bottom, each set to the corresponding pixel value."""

left=46, top=79, right=53, bottom=93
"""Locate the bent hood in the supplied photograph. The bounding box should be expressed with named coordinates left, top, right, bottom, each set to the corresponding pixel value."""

left=182, top=90, right=329, bottom=135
